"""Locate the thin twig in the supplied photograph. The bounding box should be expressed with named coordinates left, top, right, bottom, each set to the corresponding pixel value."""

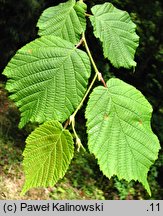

left=82, top=33, right=107, bottom=88
left=85, top=13, right=92, bottom=17
left=75, top=38, right=84, bottom=48
left=68, top=33, right=107, bottom=152
left=63, top=119, right=70, bottom=129
left=71, top=116, right=85, bottom=152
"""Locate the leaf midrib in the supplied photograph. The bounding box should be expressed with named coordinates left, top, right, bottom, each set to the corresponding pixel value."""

left=25, top=129, right=65, bottom=185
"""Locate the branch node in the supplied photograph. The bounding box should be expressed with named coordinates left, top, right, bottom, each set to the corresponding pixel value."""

left=98, top=72, right=107, bottom=88
left=75, top=38, right=84, bottom=48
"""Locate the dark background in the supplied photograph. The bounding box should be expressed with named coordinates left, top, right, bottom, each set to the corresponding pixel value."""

left=0, top=0, right=162, bottom=199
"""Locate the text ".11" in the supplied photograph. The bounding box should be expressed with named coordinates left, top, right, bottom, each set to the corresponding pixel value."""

left=147, top=203, right=160, bottom=212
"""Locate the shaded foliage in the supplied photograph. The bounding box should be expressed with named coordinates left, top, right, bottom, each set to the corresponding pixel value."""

left=0, top=0, right=66, bottom=75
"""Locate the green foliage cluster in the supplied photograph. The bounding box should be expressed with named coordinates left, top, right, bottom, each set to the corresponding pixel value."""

left=2, top=0, right=161, bottom=196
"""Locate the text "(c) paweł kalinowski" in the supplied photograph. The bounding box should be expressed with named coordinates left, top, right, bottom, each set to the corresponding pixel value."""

left=20, top=202, right=104, bottom=212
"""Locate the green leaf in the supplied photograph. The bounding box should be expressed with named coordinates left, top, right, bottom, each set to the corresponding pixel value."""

left=37, top=0, right=87, bottom=44
left=85, top=78, right=160, bottom=195
left=21, top=120, right=74, bottom=194
left=3, top=36, right=91, bottom=128
left=90, top=3, right=139, bottom=68
left=74, top=0, right=87, bottom=32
